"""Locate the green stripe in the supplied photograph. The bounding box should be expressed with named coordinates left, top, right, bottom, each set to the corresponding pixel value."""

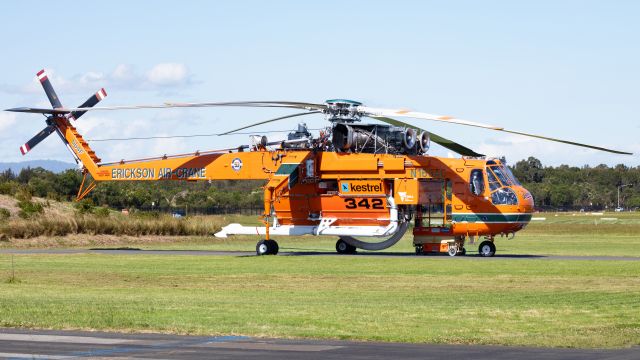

left=452, top=214, right=532, bottom=223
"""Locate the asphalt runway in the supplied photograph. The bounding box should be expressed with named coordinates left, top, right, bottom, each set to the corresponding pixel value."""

left=0, top=328, right=637, bottom=360
left=1, top=248, right=639, bottom=261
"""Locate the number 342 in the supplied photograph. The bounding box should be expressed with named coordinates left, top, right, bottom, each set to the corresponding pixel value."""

left=344, top=198, right=384, bottom=209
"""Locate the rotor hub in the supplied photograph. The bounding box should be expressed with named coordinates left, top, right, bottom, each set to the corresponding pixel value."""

left=324, top=99, right=362, bottom=122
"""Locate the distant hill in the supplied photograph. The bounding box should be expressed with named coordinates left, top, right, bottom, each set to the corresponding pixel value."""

left=0, top=160, right=77, bottom=173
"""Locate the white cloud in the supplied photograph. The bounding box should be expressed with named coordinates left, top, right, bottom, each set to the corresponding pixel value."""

left=1, top=63, right=194, bottom=97
left=146, top=63, right=189, bottom=86
left=0, top=113, right=16, bottom=132
left=112, top=64, right=135, bottom=81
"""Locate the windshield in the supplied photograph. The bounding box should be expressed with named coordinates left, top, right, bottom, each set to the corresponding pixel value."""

left=486, top=164, right=519, bottom=206
left=503, top=166, right=521, bottom=186
left=486, top=168, right=501, bottom=191
left=490, top=166, right=513, bottom=186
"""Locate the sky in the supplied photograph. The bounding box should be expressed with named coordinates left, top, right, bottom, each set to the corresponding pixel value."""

left=0, top=0, right=638, bottom=167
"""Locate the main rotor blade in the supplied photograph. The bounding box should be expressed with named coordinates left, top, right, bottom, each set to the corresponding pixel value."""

left=371, top=116, right=484, bottom=157
left=165, top=101, right=326, bottom=111
left=364, top=107, right=631, bottom=155
left=20, top=125, right=56, bottom=155
left=4, top=107, right=69, bottom=114
left=497, top=129, right=632, bottom=155
left=5, top=101, right=326, bottom=115
left=69, top=88, right=107, bottom=121
left=219, top=111, right=322, bottom=135
left=36, top=70, right=63, bottom=109
left=359, top=106, right=504, bottom=131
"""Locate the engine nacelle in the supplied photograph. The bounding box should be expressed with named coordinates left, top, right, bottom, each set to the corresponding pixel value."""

left=418, top=131, right=430, bottom=154
left=331, top=122, right=421, bottom=155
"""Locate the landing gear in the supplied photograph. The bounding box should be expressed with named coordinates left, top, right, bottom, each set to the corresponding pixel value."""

left=478, top=240, right=496, bottom=257
left=447, top=242, right=466, bottom=256
left=336, top=239, right=357, bottom=254
left=447, top=236, right=467, bottom=257
left=256, top=239, right=279, bottom=255
left=415, top=245, right=424, bottom=255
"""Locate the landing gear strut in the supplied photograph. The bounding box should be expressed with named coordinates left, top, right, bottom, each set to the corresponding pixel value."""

left=336, top=239, right=357, bottom=254
left=256, top=239, right=279, bottom=255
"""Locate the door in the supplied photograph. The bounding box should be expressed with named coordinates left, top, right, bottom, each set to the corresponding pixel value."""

left=415, top=179, right=452, bottom=230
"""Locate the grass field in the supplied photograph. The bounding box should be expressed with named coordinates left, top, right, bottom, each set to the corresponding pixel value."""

left=0, top=211, right=639, bottom=348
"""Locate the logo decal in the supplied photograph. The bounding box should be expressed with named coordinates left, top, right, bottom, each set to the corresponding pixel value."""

left=231, top=158, right=243, bottom=172
left=341, top=182, right=350, bottom=192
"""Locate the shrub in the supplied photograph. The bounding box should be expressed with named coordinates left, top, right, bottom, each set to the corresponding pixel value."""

left=0, top=182, right=17, bottom=196
left=17, top=200, right=44, bottom=219
left=14, top=187, right=32, bottom=202
left=93, top=207, right=110, bottom=218
left=74, top=199, right=95, bottom=214
left=0, top=207, right=10, bottom=221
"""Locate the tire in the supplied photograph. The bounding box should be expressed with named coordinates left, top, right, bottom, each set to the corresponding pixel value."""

left=266, top=239, right=279, bottom=255
left=336, top=239, right=357, bottom=254
left=447, top=244, right=458, bottom=257
left=256, top=240, right=269, bottom=256
left=478, top=240, right=496, bottom=257
left=460, top=248, right=466, bottom=256
left=415, top=246, right=424, bottom=255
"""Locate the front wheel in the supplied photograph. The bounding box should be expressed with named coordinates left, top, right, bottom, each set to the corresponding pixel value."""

left=478, top=240, right=496, bottom=257
left=447, top=244, right=458, bottom=257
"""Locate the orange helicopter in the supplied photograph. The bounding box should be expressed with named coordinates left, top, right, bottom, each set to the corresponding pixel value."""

left=6, top=70, right=632, bottom=256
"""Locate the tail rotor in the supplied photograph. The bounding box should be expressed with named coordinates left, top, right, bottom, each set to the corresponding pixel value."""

left=18, top=69, right=107, bottom=156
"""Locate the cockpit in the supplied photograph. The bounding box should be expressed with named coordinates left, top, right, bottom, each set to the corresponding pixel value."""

left=469, top=159, right=530, bottom=207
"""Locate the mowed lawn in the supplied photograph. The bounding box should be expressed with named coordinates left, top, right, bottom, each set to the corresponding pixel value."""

left=1, top=211, right=639, bottom=348
left=125, top=212, right=640, bottom=258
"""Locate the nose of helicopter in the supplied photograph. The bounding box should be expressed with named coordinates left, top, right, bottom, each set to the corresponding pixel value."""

left=515, top=186, right=535, bottom=215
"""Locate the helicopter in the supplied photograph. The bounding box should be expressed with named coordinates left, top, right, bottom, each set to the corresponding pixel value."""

left=6, top=70, right=633, bottom=256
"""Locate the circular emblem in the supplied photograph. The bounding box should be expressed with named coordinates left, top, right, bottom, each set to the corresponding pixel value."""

left=231, top=158, right=243, bottom=172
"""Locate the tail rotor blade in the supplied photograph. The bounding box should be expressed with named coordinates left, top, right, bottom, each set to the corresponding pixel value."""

left=19, top=125, right=56, bottom=155
left=69, top=88, right=107, bottom=121
left=36, top=70, right=63, bottom=109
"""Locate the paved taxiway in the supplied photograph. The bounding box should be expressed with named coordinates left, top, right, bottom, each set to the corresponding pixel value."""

left=0, top=328, right=637, bottom=360
left=1, top=248, right=639, bottom=261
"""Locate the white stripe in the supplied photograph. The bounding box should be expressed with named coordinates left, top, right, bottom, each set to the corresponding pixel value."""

left=0, top=352, right=72, bottom=359
left=451, top=213, right=533, bottom=216
left=0, top=333, right=133, bottom=344
left=37, top=72, right=47, bottom=80
left=20, top=144, right=28, bottom=154
left=0, top=354, right=164, bottom=360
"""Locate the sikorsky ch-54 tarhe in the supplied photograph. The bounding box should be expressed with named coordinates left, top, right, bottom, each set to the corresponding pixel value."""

left=6, top=70, right=632, bottom=256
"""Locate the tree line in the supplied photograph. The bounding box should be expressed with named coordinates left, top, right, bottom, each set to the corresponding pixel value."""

left=0, top=167, right=264, bottom=211
left=0, top=157, right=638, bottom=211
left=510, top=157, right=639, bottom=210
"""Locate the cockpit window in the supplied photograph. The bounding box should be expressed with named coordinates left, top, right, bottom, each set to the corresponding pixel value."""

left=491, top=188, right=519, bottom=205
left=490, top=166, right=513, bottom=186
left=486, top=164, right=520, bottom=206
left=486, top=168, right=501, bottom=191
left=503, top=166, right=521, bottom=186
left=469, top=169, right=484, bottom=196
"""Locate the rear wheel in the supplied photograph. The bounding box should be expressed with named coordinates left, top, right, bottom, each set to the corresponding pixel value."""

left=336, top=239, right=357, bottom=254
left=256, top=239, right=279, bottom=255
left=267, top=239, right=279, bottom=255
left=256, top=240, right=269, bottom=255
left=447, top=244, right=458, bottom=257
left=478, top=240, right=496, bottom=257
